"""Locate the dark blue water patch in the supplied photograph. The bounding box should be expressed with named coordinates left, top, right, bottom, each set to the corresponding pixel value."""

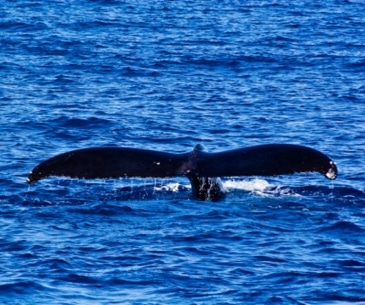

left=336, top=259, right=365, bottom=272
left=68, top=203, right=136, bottom=217
left=0, top=281, right=49, bottom=295
left=254, top=255, right=288, bottom=264
left=0, top=239, right=29, bottom=253
left=308, top=291, right=365, bottom=304
left=317, top=220, right=364, bottom=234
left=57, top=273, right=103, bottom=285
left=51, top=115, right=113, bottom=129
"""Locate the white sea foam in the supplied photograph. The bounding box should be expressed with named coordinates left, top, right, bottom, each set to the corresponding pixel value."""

left=223, top=179, right=303, bottom=198
left=223, top=179, right=272, bottom=193
left=155, top=179, right=273, bottom=195
left=154, top=182, right=183, bottom=193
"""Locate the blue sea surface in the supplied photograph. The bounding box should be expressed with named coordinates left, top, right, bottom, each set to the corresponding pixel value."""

left=1, top=1, right=365, bottom=304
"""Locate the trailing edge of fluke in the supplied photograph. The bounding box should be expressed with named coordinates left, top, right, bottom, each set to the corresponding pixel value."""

left=27, top=144, right=337, bottom=201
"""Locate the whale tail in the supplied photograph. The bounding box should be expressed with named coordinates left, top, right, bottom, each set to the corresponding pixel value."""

left=27, top=144, right=337, bottom=200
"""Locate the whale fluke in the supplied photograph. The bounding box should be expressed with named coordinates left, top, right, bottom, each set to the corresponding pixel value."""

left=27, top=144, right=337, bottom=200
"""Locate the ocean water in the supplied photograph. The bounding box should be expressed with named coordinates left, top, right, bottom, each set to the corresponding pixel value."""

left=1, top=1, right=365, bottom=304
